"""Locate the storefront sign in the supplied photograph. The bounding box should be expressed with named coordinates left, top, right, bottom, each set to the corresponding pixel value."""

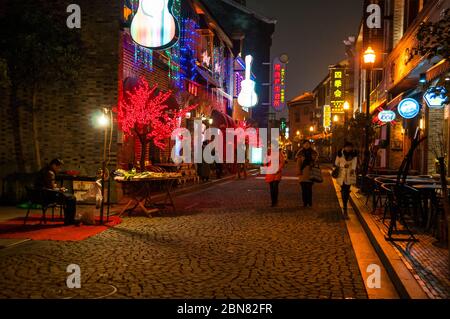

left=398, top=98, right=420, bottom=119
left=329, top=68, right=345, bottom=113
left=272, top=57, right=287, bottom=112
left=424, top=86, right=449, bottom=109
left=130, top=0, right=179, bottom=50
left=378, top=110, right=396, bottom=123
left=323, top=105, right=332, bottom=128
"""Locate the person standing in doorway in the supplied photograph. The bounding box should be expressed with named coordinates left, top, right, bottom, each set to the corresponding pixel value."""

left=335, top=142, right=358, bottom=219
left=265, top=148, right=286, bottom=207
left=296, top=140, right=318, bottom=207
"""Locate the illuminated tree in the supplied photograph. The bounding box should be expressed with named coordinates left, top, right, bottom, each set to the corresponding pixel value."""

left=117, top=77, right=196, bottom=171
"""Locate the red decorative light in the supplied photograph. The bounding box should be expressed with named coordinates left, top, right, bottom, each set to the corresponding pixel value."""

left=116, top=77, right=196, bottom=169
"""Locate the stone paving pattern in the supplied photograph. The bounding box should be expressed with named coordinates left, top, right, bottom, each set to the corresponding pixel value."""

left=0, top=164, right=367, bottom=299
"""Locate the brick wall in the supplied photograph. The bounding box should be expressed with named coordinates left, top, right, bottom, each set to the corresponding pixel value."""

left=0, top=0, right=121, bottom=177
left=427, top=107, right=445, bottom=175
left=389, top=122, right=405, bottom=169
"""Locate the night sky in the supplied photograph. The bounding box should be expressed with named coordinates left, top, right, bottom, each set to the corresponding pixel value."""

left=246, top=0, right=363, bottom=100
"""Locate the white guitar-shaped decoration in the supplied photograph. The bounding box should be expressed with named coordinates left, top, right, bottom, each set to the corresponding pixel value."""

left=238, top=55, right=258, bottom=108
left=130, top=0, right=179, bottom=50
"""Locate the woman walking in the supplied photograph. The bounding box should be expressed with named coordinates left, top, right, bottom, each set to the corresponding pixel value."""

left=265, top=148, right=286, bottom=207
left=335, top=142, right=358, bottom=219
left=296, top=141, right=318, bottom=207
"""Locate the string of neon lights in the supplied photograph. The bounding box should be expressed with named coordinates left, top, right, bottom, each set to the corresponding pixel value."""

left=180, top=18, right=199, bottom=85
left=130, top=0, right=153, bottom=71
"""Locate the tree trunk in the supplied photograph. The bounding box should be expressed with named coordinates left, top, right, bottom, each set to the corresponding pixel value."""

left=31, top=83, right=42, bottom=170
left=9, top=84, right=26, bottom=172
left=139, top=136, right=148, bottom=172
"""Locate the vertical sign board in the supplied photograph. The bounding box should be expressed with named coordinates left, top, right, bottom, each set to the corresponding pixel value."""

left=363, top=0, right=385, bottom=69
left=330, top=68, right=346, bottom=113
left=323, top=105, right=332, bottom=129
left=272, top=57, right=287, bottom=112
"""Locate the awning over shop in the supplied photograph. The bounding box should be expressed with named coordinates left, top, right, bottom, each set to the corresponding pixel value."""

left=386, top=89, right=422, bottom=110
left=427, top=59, right=450, bottom=82
left=386, top=92, right=406, bottom=110
left=370, top=99, right=387, bottom=114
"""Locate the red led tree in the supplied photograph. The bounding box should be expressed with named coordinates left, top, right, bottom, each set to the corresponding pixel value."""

left=117, top=77, right=196, bottom=171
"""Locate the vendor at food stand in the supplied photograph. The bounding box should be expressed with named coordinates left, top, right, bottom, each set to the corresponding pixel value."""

left=35, top=158, right=78, bottom=225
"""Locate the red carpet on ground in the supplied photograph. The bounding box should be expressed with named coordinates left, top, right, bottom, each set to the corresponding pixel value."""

left=0, top=215, right=122, bottom=241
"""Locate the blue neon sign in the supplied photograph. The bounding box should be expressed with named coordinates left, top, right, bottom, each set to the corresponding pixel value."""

left=398, top=98, right=420, bottom=119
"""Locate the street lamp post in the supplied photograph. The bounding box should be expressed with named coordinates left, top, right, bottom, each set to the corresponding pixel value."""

left=362, top=46, right=376, bottom=177
left=97, top=108, right=112, bottom=225
left=332, top=115, right=339, bottom=157
left=343, top=101, right=350, bottom=130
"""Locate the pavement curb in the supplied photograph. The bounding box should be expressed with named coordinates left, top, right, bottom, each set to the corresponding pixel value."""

left=349, top=191, right=429, bottom=299
left=331, top=177, right=399, bottom=299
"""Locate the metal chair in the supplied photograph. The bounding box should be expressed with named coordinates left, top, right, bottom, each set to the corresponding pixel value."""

left=372, top=177, right=396, bottom=213
left=380, top=183, right=395, bottom=224
left=385, top=184, right=418, bottom=242
left=363, top=174, right=377, bottom=205
left=24, top=187, right=63, bottom=224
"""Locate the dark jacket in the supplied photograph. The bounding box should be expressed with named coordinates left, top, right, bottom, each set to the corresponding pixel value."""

left=296, top=148, right=319, bottom=183
left=35, top=166, right=57, bottom=190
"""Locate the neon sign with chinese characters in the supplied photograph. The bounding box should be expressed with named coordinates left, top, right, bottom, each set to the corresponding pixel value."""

left=272, top=57, right=287, bottom=112
left=323, top=105, right=332, bottom=128
left=330, top=68, right=345, bottom=113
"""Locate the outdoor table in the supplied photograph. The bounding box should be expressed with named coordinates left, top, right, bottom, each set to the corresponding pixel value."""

left=412, top=184, right=450, bottom=190
left=378, top=177, right=438, bottom=185
left=56, top=174, right=112, bottom=222
left=411, top=184, right=449, bottom=234
left=115, top=177, right=178, bottom=217
left=154, top=163, right=184, bottom=172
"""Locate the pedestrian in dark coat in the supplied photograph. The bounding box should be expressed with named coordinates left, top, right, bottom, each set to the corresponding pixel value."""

left=198, top=141, right=211, bottom=182
left=296, top=141, right=319, bottom=207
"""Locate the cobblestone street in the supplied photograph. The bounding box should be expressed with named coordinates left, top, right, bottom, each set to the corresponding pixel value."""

left=0, top=164, right=367, bottom=299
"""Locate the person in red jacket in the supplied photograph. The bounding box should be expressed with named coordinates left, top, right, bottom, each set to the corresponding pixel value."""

left=265, top=148, right=286, bottom=207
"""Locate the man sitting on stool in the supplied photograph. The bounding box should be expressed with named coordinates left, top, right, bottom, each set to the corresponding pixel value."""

left=35, top=158, right=78, bottom=225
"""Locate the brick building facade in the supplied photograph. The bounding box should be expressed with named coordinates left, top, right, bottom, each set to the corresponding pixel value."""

left=0, top=0, right=121, bottom=177
left=353, top=0, right=449, bottom=174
